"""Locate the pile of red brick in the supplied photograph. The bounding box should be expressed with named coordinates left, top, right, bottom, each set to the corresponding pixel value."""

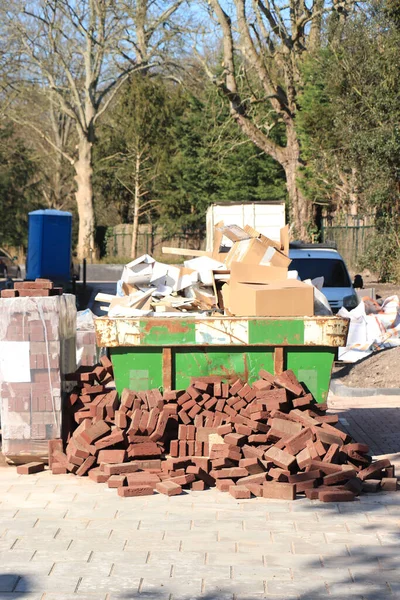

left=1, top=279, right=62, bottom=298
left=24, top=357, right=396, bottom=501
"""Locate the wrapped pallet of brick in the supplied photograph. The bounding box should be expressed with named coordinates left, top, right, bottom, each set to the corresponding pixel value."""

left=0, top=292, right=76, bottom=462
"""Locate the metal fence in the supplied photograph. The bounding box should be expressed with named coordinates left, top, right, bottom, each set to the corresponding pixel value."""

left=321, top=216, right=374, bottom=270
left=105, top=224, right=205, bottom=260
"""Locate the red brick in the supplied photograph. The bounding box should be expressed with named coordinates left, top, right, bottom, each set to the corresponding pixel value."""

left=115, top=410, right=128, bottom=429
left=362, top=479, right=381, bottom=493
left=274, top=370, right=303, bottom=396
left=239, top=457, right=265, bottom=474
left=80, top=420, right=110, bottom=445
left=108, top=475, right=126, bottom=488
left=319, top=489, right=355, bottom=502
left=189, top=457, right=210, bottom=471
left=103, top=462, right=139, bottom=476
left=94, top=429, right=125, bottom=450
left=88, top=468, right=109, bottom=483
left=151, top=410, right=172, bottom=441
left=67, top=439, right=91, bottom=461
left=263, top=481, right=296, bottom=500
left=169, top=474, right=195, bottom=486
left=17, top=462, right=45, bottom=475
left=224, top=433, right=246, bottom=447
left=314, top=429, right=343, bottom=448
left=289, top=470, right=322, bottom=483
left=178, top=441, right=187, bottom=457
left=1, top=289, right=19, bottom=298
left=69, top=454, right=85, bottom=467
left=216, top=478, right=235, bottom=492
left=52, top=450, right=69, bottom=467
left=381, top=477, right=397, bottom=491
left=51, top=463, right=67, bottom=475
left=239, top=473, right=267, bottom=486
left=344, top=478, right=363, bottom=495
left=216, top=399, right=226, bottom=412
left=170, top=440, right=179, bottom=457
left=127, top=472, right=160, bottom=487
left=229, top=485, right=251, bottom=499
left=247, top=434, right=268, bottom=444
left=210, top=467, right=248, bottom=479
left=139, top=410, right=150, bottom=433
left=293, top=394, right=313, bottom=409
left=284, top=428, right=313, bottom=455
left=191, top=480, right=206, bottom=491
left=76, top=455, right=97, bottom=476
left=245, top=483, right=263, bottom=496
left=323, top=468, right=357, bottom=486
left=48, top=439, right=63, bottom=469
left=118, top=486, right=154, bottom=497
left=358, top=459, right=391, bottom=481
left=98, top=449, right=127, bottom=464
left=258, top=369, right=275, bottom=383
left=322, top=443, right=340, bottom=464
left=264, top=447, right=296, bottom=470
left=178, top=425, right=187, bottom=440
left=156, top=480, right=182, bottom=496
left=128, top=442, right=161, bottom=459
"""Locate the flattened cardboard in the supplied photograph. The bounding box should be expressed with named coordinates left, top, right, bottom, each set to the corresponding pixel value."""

left=212, top=220, right=225, bottom=260
left=218, top=224, right=251, bottom=243
left=231, top=262, right=287, bottom=284
left=229, top=279, right=314, bottom=317
left=280, top=225, right=289, bottom=255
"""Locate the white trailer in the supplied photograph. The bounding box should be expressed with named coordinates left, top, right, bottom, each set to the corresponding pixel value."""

left=206, top=202, right=286, bottom=251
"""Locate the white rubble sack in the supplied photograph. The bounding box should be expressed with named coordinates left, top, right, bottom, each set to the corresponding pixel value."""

left=338, top=295, right=400, bottom=362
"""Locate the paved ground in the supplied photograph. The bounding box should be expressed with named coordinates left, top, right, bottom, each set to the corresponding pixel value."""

left=1, top=392, right=400, bottom=600
left=0, top=465, right=400, bottom=599
left=329, top=393, right=400, bottom=459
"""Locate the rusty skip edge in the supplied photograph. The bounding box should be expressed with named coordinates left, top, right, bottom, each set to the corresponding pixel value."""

left=94, top=316, right=350, bottom=348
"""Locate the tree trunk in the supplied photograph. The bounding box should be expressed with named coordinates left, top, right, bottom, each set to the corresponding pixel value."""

left=131, top=153, right=141, bottom=258
left=282, top=129, right=313, bottom=240
left=75, top=136, right=95, bottom=260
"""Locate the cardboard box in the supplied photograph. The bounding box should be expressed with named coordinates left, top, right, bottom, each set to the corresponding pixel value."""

left=224, top=238, right=271, bottom=269
left=231, top=262, right=288, bottom=284
left=228, top=280, right=314, bottom=317
left=262, top=246, right=292, bottom=268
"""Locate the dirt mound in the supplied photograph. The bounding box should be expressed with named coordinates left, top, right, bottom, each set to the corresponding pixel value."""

left=333, top=347, right=400, bottom=389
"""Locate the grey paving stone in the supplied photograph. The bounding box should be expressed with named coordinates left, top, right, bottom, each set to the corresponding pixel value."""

left=0, top=574, right=19, bottom=592
left=267, top=579, right=330, bottom=596
left=77, top=574, right=141, bottom=594
left=0, top=594, right=43, bottom=600
left=140, top=576, right=203, bottom=596
left=15, top=574, right=80, bottom=593
left=206, top=552, right=263, bottom=566
left=232, top=565, right=291, bottom=580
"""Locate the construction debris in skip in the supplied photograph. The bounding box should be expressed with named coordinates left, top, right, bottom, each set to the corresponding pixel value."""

left=19, top=356, right=398, bottom=502
left=95, top=223, right=321, bottom=318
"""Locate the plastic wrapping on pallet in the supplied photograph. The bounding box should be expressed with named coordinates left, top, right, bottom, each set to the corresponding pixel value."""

left=76, top=309, right=104, bottom=367
left=0, top=294, right=77, bottom=462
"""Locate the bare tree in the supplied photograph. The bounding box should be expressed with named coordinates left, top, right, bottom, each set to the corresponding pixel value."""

left=1, top=0, right=185, bottom=258
left=203, top=0, right=351, bottom=239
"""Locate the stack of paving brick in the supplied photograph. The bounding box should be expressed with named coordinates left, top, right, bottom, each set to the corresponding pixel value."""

left=41, top=360, right=398, bottom=501
left=1, top=278, right=63, bottom=298
left=0, top=292, right=76, bottom=461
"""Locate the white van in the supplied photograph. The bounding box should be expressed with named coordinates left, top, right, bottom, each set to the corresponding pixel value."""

left=289, top=243, right=359, bottom=313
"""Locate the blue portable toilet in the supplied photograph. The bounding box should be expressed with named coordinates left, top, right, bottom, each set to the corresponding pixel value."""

left=26, top=209, right=72, bottom=281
